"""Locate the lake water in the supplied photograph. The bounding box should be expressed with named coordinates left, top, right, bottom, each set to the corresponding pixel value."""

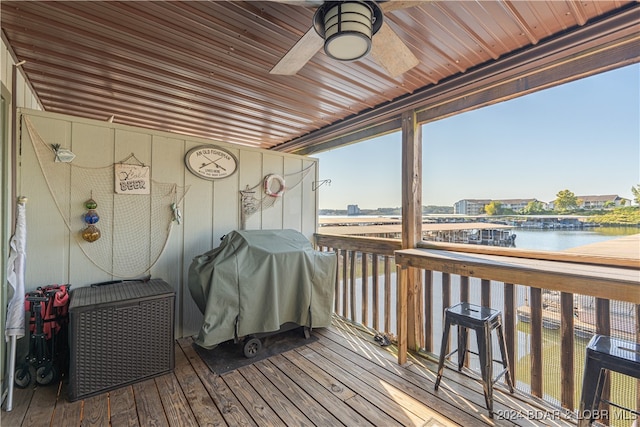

left=510, top=227, right=639, bottom=251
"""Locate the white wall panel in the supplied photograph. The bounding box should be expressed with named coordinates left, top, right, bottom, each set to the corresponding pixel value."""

left=262, top=154, right=285, bottom=230
left=68, top=122, right=115, bottom=286
left=151, top=135, right=187, bottom=338
left=18, top=109, right=317, bottom=338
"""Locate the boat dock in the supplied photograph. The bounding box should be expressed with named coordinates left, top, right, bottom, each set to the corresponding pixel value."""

left=319, top=218, right=516, bottom=246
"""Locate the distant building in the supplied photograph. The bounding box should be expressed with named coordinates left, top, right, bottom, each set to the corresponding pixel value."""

left=347, top=204, right=361, bottom=215
left=577, top=195, right=629, bottom=209
left=454, top=199, right=490, bottom=215
left=497, top=198, right=538, bottom=212
left=454, top=198, right=539, bottom=215
left=547, top=195, right=630, bottom=210
left=457, top=195, right=630, bottom=213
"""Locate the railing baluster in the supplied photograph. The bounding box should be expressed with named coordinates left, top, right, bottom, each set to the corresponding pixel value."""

left=636, top=304, right=640, bottom=415
left=442, top=273, right=451, bottom=354
left=372, top=254, right=379, bottom=331
left=560, top=291, right=575, bottom=410
left=459, top=275, right=470, bottom=367
left=350, top=250, right=356, bottom=322
left=481, top=278, right=490, bottom=308
left=460, top=276, right=469, bottom=303
left=342, top=249, right=348, bottom=319
left=504, top=283, right=515, bottom=384
left=423, top=269, right=432, bottom=353
left=398, top=265, right=408, bottom=365
left=384, top=255, right=391, bottom=333
left=530, top=287, right=543, bottom=398
left=334, top=247, right=340, bottom=314
left=596, top=297, right=611, bottom=423
left=362, top=252, right=369, bottom=327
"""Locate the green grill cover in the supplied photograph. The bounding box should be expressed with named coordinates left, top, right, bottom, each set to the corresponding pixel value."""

left=188, top=229, right=337, bottom=349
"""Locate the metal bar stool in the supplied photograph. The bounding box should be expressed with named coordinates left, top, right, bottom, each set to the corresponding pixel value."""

left=434, top=302, right=514, bottom=416
left=578, top=335, right=640, bottom=427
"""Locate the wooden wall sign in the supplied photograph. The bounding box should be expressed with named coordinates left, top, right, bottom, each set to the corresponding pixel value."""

left=115, top=163, right=150, bottom=195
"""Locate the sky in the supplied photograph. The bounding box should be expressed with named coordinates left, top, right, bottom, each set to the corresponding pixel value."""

left=313, top=64, right=640, bottom=210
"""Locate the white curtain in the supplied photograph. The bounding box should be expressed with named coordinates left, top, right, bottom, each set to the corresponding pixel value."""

left=5, top=200, right=26, bottom=342
left=4, top=199, right=26, bottom=411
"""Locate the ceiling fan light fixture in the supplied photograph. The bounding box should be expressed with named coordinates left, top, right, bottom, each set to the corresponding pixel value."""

left=314, top=1, right=383, bottom=61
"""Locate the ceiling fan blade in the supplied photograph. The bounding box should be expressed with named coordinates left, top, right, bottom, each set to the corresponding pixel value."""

left=370, top=22, right=420, bottom=78
left=270, top=27, right=324, bottom=75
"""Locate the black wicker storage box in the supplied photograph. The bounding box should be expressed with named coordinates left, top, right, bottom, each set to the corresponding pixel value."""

left=67, top=279, right=175, bottom=401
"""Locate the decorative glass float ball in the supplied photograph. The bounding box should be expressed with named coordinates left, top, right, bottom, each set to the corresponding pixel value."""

left=84, top=198, right=98, bottom=210
left=81, top=225, right=101, bottom=242
left=84, top=209, right=100, bottom=224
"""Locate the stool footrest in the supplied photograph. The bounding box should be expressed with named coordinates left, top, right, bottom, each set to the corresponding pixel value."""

left=444, top=348, right=508, bottom=367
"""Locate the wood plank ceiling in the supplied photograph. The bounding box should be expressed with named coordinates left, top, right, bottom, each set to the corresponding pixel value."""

left=1, top=1, right=637, bottom=153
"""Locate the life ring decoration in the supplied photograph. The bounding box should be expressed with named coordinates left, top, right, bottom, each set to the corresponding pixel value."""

left=264, top=174, right=286, bottom=197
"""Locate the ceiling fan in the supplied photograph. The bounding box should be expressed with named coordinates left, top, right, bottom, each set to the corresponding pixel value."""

left=269, top=1, right=421, bottom=77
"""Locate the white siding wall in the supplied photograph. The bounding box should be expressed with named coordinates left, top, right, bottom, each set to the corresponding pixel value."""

left=18, top=109, right=318, bottom=338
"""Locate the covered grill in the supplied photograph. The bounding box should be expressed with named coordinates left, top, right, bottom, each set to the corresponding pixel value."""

left=188, top=229, right=337, bottom=349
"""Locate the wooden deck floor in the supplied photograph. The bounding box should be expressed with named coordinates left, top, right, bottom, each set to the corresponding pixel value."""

left=3, top=317, right=576, bottom=427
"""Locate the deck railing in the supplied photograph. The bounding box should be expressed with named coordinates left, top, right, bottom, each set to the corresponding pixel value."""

left=316, top=233, right=640, bottom=425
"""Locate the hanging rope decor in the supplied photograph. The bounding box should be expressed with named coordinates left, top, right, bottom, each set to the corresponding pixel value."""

left=24, top=116, right=189, bottom=278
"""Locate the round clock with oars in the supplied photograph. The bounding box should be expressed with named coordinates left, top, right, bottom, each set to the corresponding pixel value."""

left=184, top=145, right=238, bottom=180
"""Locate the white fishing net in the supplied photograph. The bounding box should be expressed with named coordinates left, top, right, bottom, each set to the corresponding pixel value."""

left=24, top=116, right=189, bottom=278
left=240, top=164, right=314, bottom=228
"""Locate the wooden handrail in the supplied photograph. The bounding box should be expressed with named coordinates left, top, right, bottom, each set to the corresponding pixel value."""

left=395, top=248, right=640, bottom=304
left=417, top=241, right=639, bottom=269
left=315, top=234, right=401, bottom=256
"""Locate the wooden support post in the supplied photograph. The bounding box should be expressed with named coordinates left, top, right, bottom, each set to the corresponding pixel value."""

left=401, top=109, right=422, bottom=354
